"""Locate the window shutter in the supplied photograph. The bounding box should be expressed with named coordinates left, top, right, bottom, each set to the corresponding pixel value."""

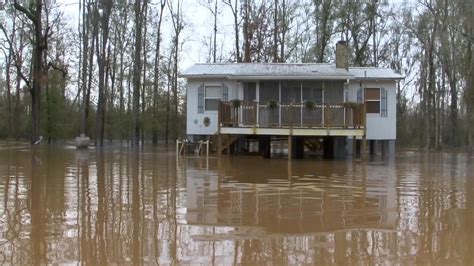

left=381, top=87, right=387, bottom=117
left=222, top=83, right=229, bottom=101
left=198, top=84, right=204, bottom=113
left=357, top=88, right=363, bottom=103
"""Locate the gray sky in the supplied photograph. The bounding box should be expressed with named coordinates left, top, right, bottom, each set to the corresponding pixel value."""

left=58, top=0, right=235, bottom=69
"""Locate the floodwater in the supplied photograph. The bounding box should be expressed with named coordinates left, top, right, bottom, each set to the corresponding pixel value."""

left=0, top=143, right=473, bottom=265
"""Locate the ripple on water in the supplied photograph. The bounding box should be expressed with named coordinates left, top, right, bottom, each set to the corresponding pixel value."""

left=0, top=145, right=472, bottom=265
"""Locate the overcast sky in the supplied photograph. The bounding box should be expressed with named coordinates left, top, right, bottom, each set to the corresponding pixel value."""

left=58, top=0, right=236, bottom=70
left=54, top=0, right=416, bottom=69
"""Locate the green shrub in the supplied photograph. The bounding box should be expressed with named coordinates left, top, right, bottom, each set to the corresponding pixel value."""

left=305, top=100, right=315, bottom=109
left=231, top=99, right=241, bottom=108
left=268, top=100, right=278, bottom=109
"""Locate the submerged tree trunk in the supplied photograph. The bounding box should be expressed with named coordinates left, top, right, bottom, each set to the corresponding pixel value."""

left=5, top=48, right=12, bottom=139
left=1, top=19, right=14, bottom=139
left=80, top=0, right=90, bottom=136
left=165, top=53, right=172, bottom=144
left=85, top=29, right=95, bottom=138
left=95, top=0, right=112, bottom=146
left=425, top=21, right=437, bottom=150
left=14, top=0, right=48, bottom=144
left=108, top=37, right=117, bottom=142
left=447, top=52, right=458, bottom=146
left=14, top=19, right=25, bottom=140
left=141, top=2, right=149, bottom=145
left=132, top=0, right=145, bottom=146
left=168, top=0, right=183, bottom=141
left=152, top=1, right=166, bottom=145
left=467, top=39, right=474, bottom=151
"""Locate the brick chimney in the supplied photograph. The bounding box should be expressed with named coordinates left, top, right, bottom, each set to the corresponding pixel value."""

left=336, top=40, right=348, bottom=69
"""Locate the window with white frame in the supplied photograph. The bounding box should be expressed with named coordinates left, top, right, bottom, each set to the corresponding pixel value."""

left=365, top=88, right=380, bottom=114
left=205, top=85, right=221, bottom=111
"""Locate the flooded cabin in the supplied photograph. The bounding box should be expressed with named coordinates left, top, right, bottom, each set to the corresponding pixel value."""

left=181, top=43, right=403, bottom=159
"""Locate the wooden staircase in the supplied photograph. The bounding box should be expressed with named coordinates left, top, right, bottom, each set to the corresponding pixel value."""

left=304, top=139, right=322, bottom=152
left=218, top=135, right=240, bottom=155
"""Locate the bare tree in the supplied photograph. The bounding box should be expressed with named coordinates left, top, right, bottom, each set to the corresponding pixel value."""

left=242, top=0, right=252, bottom=62
left=152, top=0, right=166, bottom=144
left=314, top=0, right=335, bottom=63
left=132, top=0, right=147, bottom=146
left=111, top=0, right=132, bottom=141
left=94, top=0, right=113, bottom=146
left=13, top=0, right=49, bottom=144
left=335, top=0, right=378, bottom=66
left=223, top=0, right=241, bottom=62
left=141, top=1, right=149, bottom=144
left=0, top=7, right=17, bottom=138
left=80, top=0, right=92, bottom=137
left=272, top=0, right=279, bottom=62
left=168, top=0, right=184, bottom=142
left=461, top=0, right=474, bottom=151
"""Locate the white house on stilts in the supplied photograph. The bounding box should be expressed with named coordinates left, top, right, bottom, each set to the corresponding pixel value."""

left=180, top=42, right=404, bottom=159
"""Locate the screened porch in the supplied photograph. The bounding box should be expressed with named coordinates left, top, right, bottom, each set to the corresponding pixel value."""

left=219, top=80, right=365, bottom=130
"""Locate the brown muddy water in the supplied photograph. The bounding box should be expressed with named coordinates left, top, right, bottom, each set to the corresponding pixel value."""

left=0, top=142, right=473, bottom=265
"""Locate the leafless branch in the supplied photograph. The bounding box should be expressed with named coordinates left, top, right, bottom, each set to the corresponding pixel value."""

left=13, top=0, right=36, bottom=24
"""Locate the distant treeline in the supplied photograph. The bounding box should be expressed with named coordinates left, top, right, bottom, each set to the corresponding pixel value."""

left=0, top=0, right=472, bottom=151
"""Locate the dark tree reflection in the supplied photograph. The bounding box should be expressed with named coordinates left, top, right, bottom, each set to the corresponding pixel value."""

left=0, top=146, right=472, bottom=264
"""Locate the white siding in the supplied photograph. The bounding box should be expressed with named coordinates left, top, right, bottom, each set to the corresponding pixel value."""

left=347, top=80, right=397, bottom=140
left=187, top=78, right=397, bottom=140
left=186, top=79, right=240, bottom=136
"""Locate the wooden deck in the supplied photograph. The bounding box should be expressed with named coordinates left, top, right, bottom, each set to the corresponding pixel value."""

left=218, top=101, right=365, bottom=137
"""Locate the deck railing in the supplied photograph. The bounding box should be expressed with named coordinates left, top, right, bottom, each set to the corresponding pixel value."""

left=219, top=101, right=364, bottom=129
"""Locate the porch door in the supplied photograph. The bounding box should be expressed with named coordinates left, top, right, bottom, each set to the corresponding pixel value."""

left=242, top=82, right=256, bottom=125
left=243, top=82, right=256, bottom=102
left=302, top=81, right=323, bottom=126
left=302, top=81, right=323, bottom=103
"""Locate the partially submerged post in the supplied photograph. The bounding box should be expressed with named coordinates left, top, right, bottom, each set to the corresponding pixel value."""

left=288, top=135, right=292, bottom=160
left=176, top=139, right=180, bottom=159
left=362, top=70, right=368, bottom=161
left=176, top=138, right=210, bottom=160
left=217, top=101, right=222, bottom=158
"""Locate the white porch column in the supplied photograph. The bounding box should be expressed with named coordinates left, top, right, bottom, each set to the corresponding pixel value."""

left=237, top=81, right=243, bottom=100
left=278, top=81, right=282, bottom=127
left=322, top=81, right=325, bottom=126
left=256, top=81, right=260, bottom=125
left=256, top=81, right=260, bottom=102
left=300, top=81, right=303, bottom=126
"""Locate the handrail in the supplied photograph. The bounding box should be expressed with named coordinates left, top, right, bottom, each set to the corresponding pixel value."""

left=219, top=101, right=365, bottom=129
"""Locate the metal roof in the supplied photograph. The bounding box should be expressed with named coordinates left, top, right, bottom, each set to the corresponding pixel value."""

left=180, top=63, right=404, bottom=80
left=349, top=67, right=404, bottom=80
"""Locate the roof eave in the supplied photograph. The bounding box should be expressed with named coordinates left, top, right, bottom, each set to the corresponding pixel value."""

left=179, top=74, right=227, bottom=79
left=228, top=75, right=354, bottom=80
left=352, top=77, right=405, bottom=81
left=180, top=74, right=355, bottom=80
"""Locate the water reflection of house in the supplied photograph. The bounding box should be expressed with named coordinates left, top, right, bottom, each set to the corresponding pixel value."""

left=185, top=159, right=398, bottom=235
left=186, top=167, right=219, bottom=224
